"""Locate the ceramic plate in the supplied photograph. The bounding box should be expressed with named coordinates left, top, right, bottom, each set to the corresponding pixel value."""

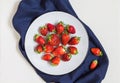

left=25, top=11, right=89, bottom=75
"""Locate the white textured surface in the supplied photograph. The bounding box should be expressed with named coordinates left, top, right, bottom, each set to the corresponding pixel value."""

left=0, top=0, right=120, bottom=83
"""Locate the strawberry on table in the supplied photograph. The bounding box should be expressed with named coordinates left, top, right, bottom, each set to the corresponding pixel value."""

left=68, top=46, right=78, bottom=55
left=91, top=48, right=103, bottom=56
left=56, top=21, right=64, bottom=34
left=47, top=23, right=55, bottom=32
left=42, top=54, right=52, bottom=61
left=43, top=44, right=54, bottom=53
left=34, top=34, right=46, bottom=45
left=90, top=60, right=98, bottom=70
left=51, top=56, right=60, bottom=66
left=47, top=34, right=60, bottom=46
left=39, top=26, right=48, bottom=36
left=61, top=53, right=72, bottom=61
left=68, top=36, right=80, bottom=45
left=35, top=45, right=43, bottom=53
left=66, top=25, right=76, bottom=34
left=52, top=46, right=66, bottom=57
left=61, top=31, right=70, bottom=45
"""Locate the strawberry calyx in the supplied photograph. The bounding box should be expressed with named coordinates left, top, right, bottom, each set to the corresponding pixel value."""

left=99, top=51, right=103, bottom=56
left=58, top=21, right=64, bottom=25
left=34, top=34, right=40, bottom=41
left=74, top=50, right=78, bottom=55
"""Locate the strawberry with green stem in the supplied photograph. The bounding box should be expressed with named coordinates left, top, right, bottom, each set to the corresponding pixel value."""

left=66, top=25, right=76, bottom=34
left=52, top=46, right=66, bottom=57
left=35, top=45, right=43, bottom=53
left=56, top=21, right=64, bottom=34
left=61, top=31, right=70, bottom=45
left=68, top=46, right=78, bottom=55
left=47, top=34, right=60, bottom=46
left=68, top=36, right=80, bottom=45
left=34, top=34, right=46, bottom=45
left=91, top=48, right=103, bottom=56
left=47, top=23, right=55, bottom=32
left=51, top=56, right=60, bottom=66
left=43, top=44, right=54, bottom=53
left=90, top=60, right=98, bottom=70
left=61, top=53, right=72, bottom=61
left=42, top=54, right=52, bottom=61
left=39, top=26, right=48, bottom=36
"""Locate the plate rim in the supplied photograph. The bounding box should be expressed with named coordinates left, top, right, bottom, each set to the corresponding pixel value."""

left=24, top=11, right=89, bottom=75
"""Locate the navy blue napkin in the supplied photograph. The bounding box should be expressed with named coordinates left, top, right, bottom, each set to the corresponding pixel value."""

left=12, top=0, right=109, bottom=83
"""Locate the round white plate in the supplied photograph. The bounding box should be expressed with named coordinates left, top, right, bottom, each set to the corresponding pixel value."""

left=25, top=11, right=89, bottom=75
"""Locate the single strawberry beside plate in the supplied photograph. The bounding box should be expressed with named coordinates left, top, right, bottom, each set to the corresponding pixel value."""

left=90, top=60, right=98, bottom=70
left=91, top=48, right=103, bottom=56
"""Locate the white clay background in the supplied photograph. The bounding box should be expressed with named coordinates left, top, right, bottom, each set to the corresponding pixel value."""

left=0, top=0, right=120, bottom=83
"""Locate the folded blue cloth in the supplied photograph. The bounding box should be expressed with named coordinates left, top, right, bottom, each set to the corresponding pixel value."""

left=12, top=0, right=109, bottom=83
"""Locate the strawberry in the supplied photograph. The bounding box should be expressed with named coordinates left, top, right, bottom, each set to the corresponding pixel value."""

left=42, top=54, right=52, bottom=61
left=56, top=21, right=64, bottom=34
left=34, top=34, right=46, bottom=45
left=61, top=53, right=72, bottom=61
left=47, top=34, right=60, bottom=46
left=68, top=46, right=78, bottom=55
left=39, top=26, right=48, bottom=36
left=61, top=31, right=70, bottom=45
left=90, top=60, right=98, bottom=70
left=47, top=23, right=55, bottom=32
left=68, top=36, right=80, bottom=45
left=66, top=25, right=76, bottom=34
left=43, top=44, right=54, bottom=53
left=35, top=45, right=43, bottom=53
left=52, top=46, right=66, bottom=57
left=51, top=56, right=60, bottom=66
left=91, top=48, right=103, bottom=56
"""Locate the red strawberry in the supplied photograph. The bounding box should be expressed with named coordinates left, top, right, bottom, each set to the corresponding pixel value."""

left=34, top=34, right=46, bottom=45
left=52, top=46, right=66, bottom=57
left=91, top=48, right=103, bottom=56
left=47, top=34, right=60, bottom=46
left=47, top=23, right=55, bottom=32
left=61, top=32, right=70, bottom=45
left=66, top=25, right=76, bottom=34
left=39, top=26, right=48, bottom=36
left=61, top=53, right=72, bottom=61
left=68, top=46, right=78, bottom=55
left=68, top=36, right=80, bottom=45
left=43, top=44, right=54, bottom=53
left=56, top=21, right=64, bottom=34
left=90, top=60, right=98, bottom=70
left=51, top=56, right=60, bottom=66
left=42, top=54, right=52, bottom=61
left=35, top=45, right=43, bottom=53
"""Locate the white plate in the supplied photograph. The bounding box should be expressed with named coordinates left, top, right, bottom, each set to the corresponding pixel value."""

left=25, top=11, right=89, bottom=75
